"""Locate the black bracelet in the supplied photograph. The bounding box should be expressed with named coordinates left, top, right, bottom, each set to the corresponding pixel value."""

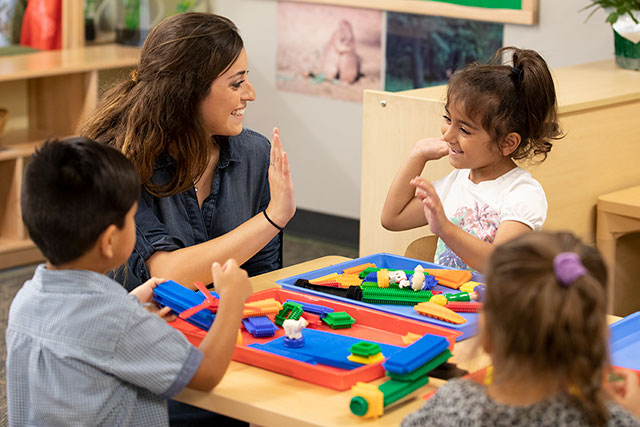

left=263, top=210, right=284, bottom=231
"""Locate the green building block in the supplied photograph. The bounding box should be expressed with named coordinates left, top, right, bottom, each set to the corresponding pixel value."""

left=445, top=291, right=471, bottom=302
left=361, top=287, right=433, bottom=305
left=274, top=301, right=304, bottom=326
left=386, top=349, right=452, bottom=382
left=379, top=376, right=429, bottom=407
left=322, top=311, right=355, bottom=329
left=350, top=341, right=382, bottom=357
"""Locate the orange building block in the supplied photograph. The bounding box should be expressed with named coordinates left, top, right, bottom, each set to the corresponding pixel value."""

left=424, top=269, right=473, bottom=289
left=309, top=272, right=339, bottom=284
left=242, top=298, right=283, bottom=318
left=414, top=301, right=467, bottom=324
left=343, top=263, right=377, bottom=275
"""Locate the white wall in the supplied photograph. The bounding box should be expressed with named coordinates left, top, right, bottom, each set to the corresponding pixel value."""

left=211, top=0, right=614, bottom=220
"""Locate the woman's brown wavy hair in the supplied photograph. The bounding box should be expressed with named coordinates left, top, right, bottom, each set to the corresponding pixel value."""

left=485, top=231, right=610, bottom=426
left=447, top=46, right=563, bottom=163
left=80, top=12, right=243, bottom=196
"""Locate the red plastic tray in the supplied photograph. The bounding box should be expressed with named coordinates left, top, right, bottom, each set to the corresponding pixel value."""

left=170, top=288, right=461, bottom=390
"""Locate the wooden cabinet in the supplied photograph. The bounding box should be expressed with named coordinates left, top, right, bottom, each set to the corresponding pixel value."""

left=360, top=59, right=640, bottom=258
left=0, top=44, right=140, bottom=269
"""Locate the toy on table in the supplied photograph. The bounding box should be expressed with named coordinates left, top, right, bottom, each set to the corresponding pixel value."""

left=350, top=334, right=451, bottom=419
left=283, top=317, right=309, bottom=348
left=348, top=342, right=385, bottom=364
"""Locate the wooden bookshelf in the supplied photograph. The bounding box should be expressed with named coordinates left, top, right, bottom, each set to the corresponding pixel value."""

left=0, top=44, right=140, bottom=269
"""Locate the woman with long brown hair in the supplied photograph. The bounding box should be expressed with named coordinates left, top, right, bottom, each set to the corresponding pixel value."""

left=81, top=12, right=295, bottom=292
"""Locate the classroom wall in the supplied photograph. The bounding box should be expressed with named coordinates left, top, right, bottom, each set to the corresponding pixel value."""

left=211, top=0, right=614, bottom=220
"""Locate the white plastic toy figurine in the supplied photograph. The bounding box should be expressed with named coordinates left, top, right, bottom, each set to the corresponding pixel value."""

left=388, top=270, right=407, bottom=284
left=283, top=317, right=309, bottom=340
left=411, top=265, right=425, bottom=292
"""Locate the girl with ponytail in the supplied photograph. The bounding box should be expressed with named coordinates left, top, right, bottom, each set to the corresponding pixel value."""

left=403, top=231, right=640, bottom=426
left=382, top=47, right=562, bottom=273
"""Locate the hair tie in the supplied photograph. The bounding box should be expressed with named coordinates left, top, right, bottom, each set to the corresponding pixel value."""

left=130, top=69, right=139, bottom=83
left=511, top=66, right=523, bottom=84
left=553, top=252, right=587, bottom=287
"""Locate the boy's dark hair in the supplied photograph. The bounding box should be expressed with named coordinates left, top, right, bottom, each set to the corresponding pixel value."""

left=447, top=46, right=563, bottom=162
left=21, top=137, right=140, bottom=266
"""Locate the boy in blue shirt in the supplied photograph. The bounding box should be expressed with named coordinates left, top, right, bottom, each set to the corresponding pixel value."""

left=6, top=137, right=252, bottom=426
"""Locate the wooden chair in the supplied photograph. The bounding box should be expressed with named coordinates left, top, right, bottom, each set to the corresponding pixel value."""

left=404, top=235, right=438, bottom=262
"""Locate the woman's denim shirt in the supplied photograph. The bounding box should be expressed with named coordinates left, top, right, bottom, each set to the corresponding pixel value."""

left=115, top=129, right=281, bottom=291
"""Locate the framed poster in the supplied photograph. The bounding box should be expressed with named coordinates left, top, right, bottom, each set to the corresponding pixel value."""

left=281, top=0, right=538, bottom=25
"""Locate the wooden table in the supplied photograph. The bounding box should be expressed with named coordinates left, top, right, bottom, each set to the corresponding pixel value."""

left=597, top=186, right=640, bottom=315
left=173, top=256, right=491, bottom=426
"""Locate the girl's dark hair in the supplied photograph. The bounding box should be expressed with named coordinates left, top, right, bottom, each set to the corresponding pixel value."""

left=21, top=137, right=140, bottom=266
left=446, top=46, right=563, bottom=162
left=485, top=231, right=609, bottom=426
left=79, top=12, right=244, bottom=196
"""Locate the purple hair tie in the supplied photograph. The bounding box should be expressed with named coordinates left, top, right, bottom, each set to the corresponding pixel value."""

left=553, top=252, right=587, bottom=287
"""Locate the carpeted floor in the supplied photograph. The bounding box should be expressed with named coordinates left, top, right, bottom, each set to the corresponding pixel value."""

left=0, top=233, right=358, bottom=424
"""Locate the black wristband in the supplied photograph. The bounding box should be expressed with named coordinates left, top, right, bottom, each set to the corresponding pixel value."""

left=263, top=210, right=284, bottom=231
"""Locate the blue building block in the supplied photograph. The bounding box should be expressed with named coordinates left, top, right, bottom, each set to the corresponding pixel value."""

left=153, top=280, right=215, bottom=331
left=249, top=329, right=403, bottom=370
left=382, top=334, right=449, bottom=375
left=285, top=299, right=334, bottom=318
left=242, top=316, right=278, bottom=338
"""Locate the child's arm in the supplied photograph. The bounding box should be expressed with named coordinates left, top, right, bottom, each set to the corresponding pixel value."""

left=381, top=138, right=449, bottom=231
left=413, top=178, right=531, bottom=272
left=187, top=259, right=253, bottom=391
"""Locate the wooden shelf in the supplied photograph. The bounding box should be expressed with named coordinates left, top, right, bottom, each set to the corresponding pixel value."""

left=0, top=44, right=140, bottom=269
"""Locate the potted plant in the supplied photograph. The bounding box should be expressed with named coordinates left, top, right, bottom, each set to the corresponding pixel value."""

left=583, top=0, right=640, bottom=70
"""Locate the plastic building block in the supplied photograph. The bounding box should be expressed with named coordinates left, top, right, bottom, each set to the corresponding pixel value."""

left=309, top=272, right=339, bottom=284
left=402, top=332, right=423, bottom=345
left=383, top=333, right=450, bottom=375
left=285, top=299, right=334, bottom=317
left=446, top=301, right=483, bottom=313
left=274, top=301, right=304, bottom=326
left=242, top=316, right=278, bottom=338
left=474, top=284, right=486, bottom=302
left=322, top=311, right=356, bottom=329
left=386, top=349, right=451, bottom=382
left=237, top=329, right=243, bottom=345
left=179, top=281, right=220, bottom=318
left=350, top=382, right=384, bottom=418
left=377, top=269, right=389, bottom=288
left=423, top=361, right=469, bottom=381
left=429, top=294, right=448, bottom=306
left=444, top=291, right=472, bottom=302
left=284, top=336, right=306, bottom=348
left=362, top=287, right=433, bottom=305
left=243, top=298, right=283, bottom=318
left=423, top=269, right=473, bottom=289
left=460, top=281, right=485, bottom=293
left=293, top=279, right=363, bottom=301
left=414, top=301, right=467, bottom=324
left=347, top=353, right=385, bottom=364
left=379, top=376, right=429, bottom=407
left=336, top=274, right=364, bottom=287
left=343, top=263, right=376, bottom=275
left=350, top=341, right=382, bottom=357
left=300, top=311, right=322, bottom=326
left=153, top=280, right=216, bottom=331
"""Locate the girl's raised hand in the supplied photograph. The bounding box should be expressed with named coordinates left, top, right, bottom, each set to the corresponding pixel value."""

left=410, top=138, right=449, bottom=162
left=410, top=177, right=451, bottom=236
left=266, top=127, right=296, bottom=228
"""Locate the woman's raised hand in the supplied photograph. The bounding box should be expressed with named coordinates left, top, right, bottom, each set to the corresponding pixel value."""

left=266, top=127, right=296, bottom=228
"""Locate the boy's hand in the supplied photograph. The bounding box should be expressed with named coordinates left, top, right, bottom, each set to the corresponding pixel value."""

left=410, top=138, right=449, bottom=162
left=129, top=277, right=177, bottom=322
left=211, top=259, right=253, bottom=304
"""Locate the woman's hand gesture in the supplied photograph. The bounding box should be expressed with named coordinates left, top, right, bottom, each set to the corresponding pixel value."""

left=266, top=127, right=296, bottom=228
